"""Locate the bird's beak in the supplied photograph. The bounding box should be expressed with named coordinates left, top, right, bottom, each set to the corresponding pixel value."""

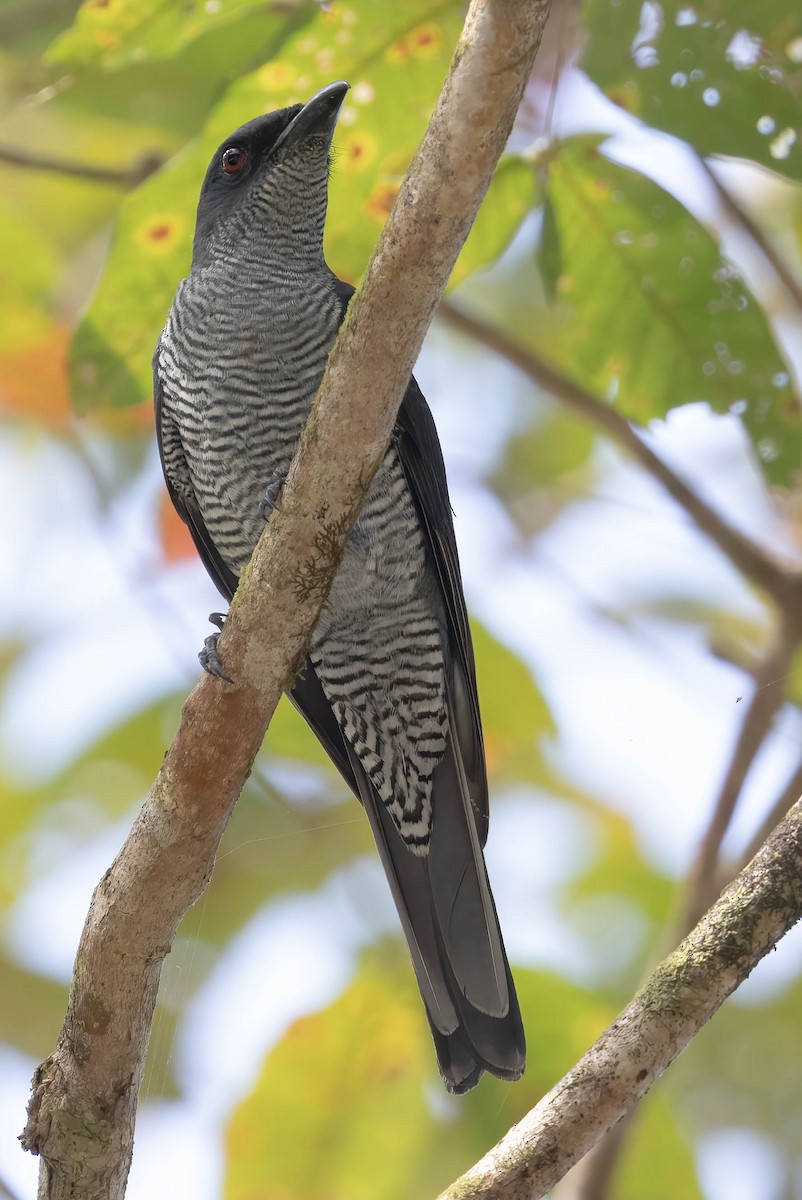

left=272, top=80, right=350, bottom=157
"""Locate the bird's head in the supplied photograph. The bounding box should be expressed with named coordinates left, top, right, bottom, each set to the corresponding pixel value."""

left=191, top=80, right=350, bottom=272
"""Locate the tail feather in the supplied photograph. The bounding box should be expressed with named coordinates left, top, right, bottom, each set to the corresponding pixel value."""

left=345, top=709, right=525, bottom=1093
left=428, top=714, right=508, bottom=1017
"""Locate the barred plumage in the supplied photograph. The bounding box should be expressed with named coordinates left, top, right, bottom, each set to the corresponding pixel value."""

left=154, top=81, right=525, bottom=1093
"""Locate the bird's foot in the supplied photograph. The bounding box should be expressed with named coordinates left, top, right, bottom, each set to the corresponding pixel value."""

left=199, top=611, right=233, bottom=683
left=261, top=469, right=287, bottom=521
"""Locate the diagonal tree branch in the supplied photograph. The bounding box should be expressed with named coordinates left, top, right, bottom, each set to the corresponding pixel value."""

left=437, top=300, right=802, bottom=610
left=19, top=2, right=552, bottom=1197
left=438, top=796, right=802, bottom=1200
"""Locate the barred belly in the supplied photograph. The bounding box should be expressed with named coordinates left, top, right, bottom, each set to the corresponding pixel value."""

left=312, top=449, right=448, bottom=851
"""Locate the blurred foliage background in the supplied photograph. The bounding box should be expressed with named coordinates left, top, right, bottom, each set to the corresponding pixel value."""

left=2, top=0, right=802, bottom=1197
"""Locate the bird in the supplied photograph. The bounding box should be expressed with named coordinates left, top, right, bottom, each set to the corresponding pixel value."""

left=153, top=80, right=525, bottom=1093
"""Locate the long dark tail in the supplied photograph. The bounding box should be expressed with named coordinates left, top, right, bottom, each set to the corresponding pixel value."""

left=347, top=709, right=525, bottom=1093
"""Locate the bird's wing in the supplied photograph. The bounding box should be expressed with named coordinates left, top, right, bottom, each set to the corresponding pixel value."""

left=153, top=342, right=239, bottom=602
left=330, top=280, right=488, bottom=838
left=318, top=283, right=523, bottom=1092
left=393, top=376, right=489, bottom=843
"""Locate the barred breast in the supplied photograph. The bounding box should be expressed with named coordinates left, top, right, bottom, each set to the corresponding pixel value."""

left=158, top=270, right=342, bottom=574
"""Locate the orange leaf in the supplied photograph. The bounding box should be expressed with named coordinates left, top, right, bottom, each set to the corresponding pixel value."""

left=0, top=324, right=72, bottom=430
left=159, top=491, right=195, bottom=563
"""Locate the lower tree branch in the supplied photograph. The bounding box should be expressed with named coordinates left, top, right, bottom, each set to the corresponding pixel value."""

left=20, top=2, right=552, bottom=1197
left=438, top=796, right=802, bottom=1200
left=554, top=620, right=802, bottom=1200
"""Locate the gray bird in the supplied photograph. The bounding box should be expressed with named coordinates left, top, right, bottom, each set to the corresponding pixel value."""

left=154, top=80, right=525, bottom=1093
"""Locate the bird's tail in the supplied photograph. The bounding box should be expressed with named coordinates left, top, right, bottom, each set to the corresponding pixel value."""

left=347, top=710, right=525, bottom=1093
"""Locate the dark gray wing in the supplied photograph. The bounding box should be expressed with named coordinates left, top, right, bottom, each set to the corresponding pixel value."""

left=393, top=376, right=489, bottom=844
left=154, top=342, right=238, bottom=601
left=391, top=378, right=523, bottom=1087
left=330, top=279, right=488, bottom=839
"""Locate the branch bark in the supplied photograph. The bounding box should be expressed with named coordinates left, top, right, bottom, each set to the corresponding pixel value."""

left=19, top=2, right=551, bottom=1197
left=438, top=796, right=802, bottom=1200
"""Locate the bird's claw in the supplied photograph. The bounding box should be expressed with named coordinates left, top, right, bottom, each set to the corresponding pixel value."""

left=261, top=469, right=287, bottom=521
left=199, top=611, right=233, bottom=683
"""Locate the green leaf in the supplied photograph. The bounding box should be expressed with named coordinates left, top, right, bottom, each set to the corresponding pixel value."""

left=70, top=149, right=202, bottom=409
left=617, top=1093, right=703, bottom=1200
left=450, top=156, right=536, bottom=288
left=0, top=957, right=68, bottom=1057
left=0, top=200, right=58, bottom=351
left=488, top=406, right=598, bottom=537
left=224, top=961, right=433, bottom=1200
left=563, top=807, right=676, bottom=997
left=581, top=0, right=802, bottom=182
left=224, top=960, right=624, bottom=1199
left=537, top=192, right=562, bottom=302
left=47, top=0, right=307, bottom=69
left=784, top=644, right=802, bottom=709
left=471, top=621, right=555, bottom=784
left=536, top=137, right=799, bottom=484
left=675, top=970, right=802, bottom=1161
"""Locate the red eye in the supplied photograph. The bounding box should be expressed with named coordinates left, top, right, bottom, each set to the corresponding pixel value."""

left=221, top=146, right=247, bottom=175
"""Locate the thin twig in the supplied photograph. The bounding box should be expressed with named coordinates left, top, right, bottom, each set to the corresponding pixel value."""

left=682, top=613, right=801, bottom=930
left=438, top=299, right=801, bottom=609
left=733, top=752, right=802, bottom=876
left=0, top=145, right=163, bottom=187
left=0, top=0, right=66, bottom=38
left=697, top=153, right=802, bottom=316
